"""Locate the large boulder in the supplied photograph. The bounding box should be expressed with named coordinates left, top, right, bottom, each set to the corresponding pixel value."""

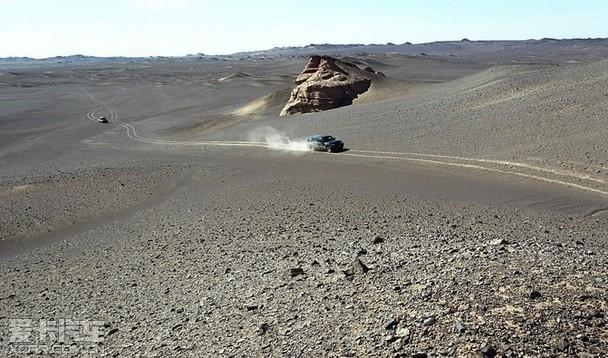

left=280, top=56, right=380, bottom=116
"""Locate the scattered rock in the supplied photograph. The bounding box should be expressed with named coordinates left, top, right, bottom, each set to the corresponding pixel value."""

left=553, top=337, right=569, bottom=351
left=385, top=319, right=398, bottom=330
left=290, top=267, right=305, bottom=277
left=354, top=258, right=370, bottom=273
left=490, top=238, right=509, bottom=246
left=529, top=290, right=542, bottom=300
left=423, top=317, right=436, bottom=326
left=395, top=327, right=410, bottom=338
left=257, top=323, right=270, bottom=336
left=593, top=277, right=603, bottom=284
left=412, top=353, right=428, bottom=358
left=481, top=344, right=497, bottom=357
left=385, top=334, right=397, bottom=343
left=344, top=258, right=370, bottom=278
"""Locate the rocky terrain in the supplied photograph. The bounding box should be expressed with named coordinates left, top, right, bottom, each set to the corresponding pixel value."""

left=280, top=56, right=382, bottom=116
left=1, top=41, right=607, bottom=356
left=0, top=165, right=189, bottom=253
left=1, top=157, right=606, bottom=357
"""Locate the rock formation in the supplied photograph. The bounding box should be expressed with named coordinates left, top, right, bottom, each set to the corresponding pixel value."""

left=280, top=55, right=382, bottom=116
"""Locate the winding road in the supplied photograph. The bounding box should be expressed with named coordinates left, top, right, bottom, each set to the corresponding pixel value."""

left=83, top=87, right=608, bottom=201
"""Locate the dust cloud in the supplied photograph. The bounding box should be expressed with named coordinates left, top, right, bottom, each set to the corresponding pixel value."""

left=247, top=126, right=310, bottom=153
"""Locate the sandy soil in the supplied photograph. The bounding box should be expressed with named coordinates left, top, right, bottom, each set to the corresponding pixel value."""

left=0, top=53, right=607, bottom=356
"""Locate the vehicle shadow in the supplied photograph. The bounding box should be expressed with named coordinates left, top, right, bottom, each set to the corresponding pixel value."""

left=335, top=148, right=350, bottom=153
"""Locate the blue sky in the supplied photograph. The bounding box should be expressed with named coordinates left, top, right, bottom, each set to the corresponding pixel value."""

left=1, top=0, right=607, bottom=58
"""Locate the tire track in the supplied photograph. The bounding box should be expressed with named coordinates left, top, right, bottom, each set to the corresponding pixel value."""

left=349, top=150, right=608, bottom=185
left=342, top=153, right=608, bottom=198
left=81, top=87, right=608, bottom=198
left=83, top=88, right=267, bottom=148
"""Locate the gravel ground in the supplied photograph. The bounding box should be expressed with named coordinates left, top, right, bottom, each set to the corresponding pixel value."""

left=1, top=158, right=607, bottom=357
left=0, top=165, right=189, bottom=244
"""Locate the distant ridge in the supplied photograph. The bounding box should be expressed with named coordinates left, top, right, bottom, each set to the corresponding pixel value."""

left=226, top=38, right=608, bottom=62
left=2, top=38, right=608, bottom=67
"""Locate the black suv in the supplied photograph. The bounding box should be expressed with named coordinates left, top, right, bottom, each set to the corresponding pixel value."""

left=306, top=135, right=344, bottom=153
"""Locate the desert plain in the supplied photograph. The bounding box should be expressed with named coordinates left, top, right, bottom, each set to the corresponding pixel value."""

left=0, top=40, right=607, bottom=356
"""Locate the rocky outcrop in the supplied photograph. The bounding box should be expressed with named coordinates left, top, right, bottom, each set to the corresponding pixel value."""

left=280, top=56, right=382, bottom=116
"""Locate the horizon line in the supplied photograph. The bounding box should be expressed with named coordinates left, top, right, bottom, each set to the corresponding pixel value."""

left=2, top=36, right=608, bottom=60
